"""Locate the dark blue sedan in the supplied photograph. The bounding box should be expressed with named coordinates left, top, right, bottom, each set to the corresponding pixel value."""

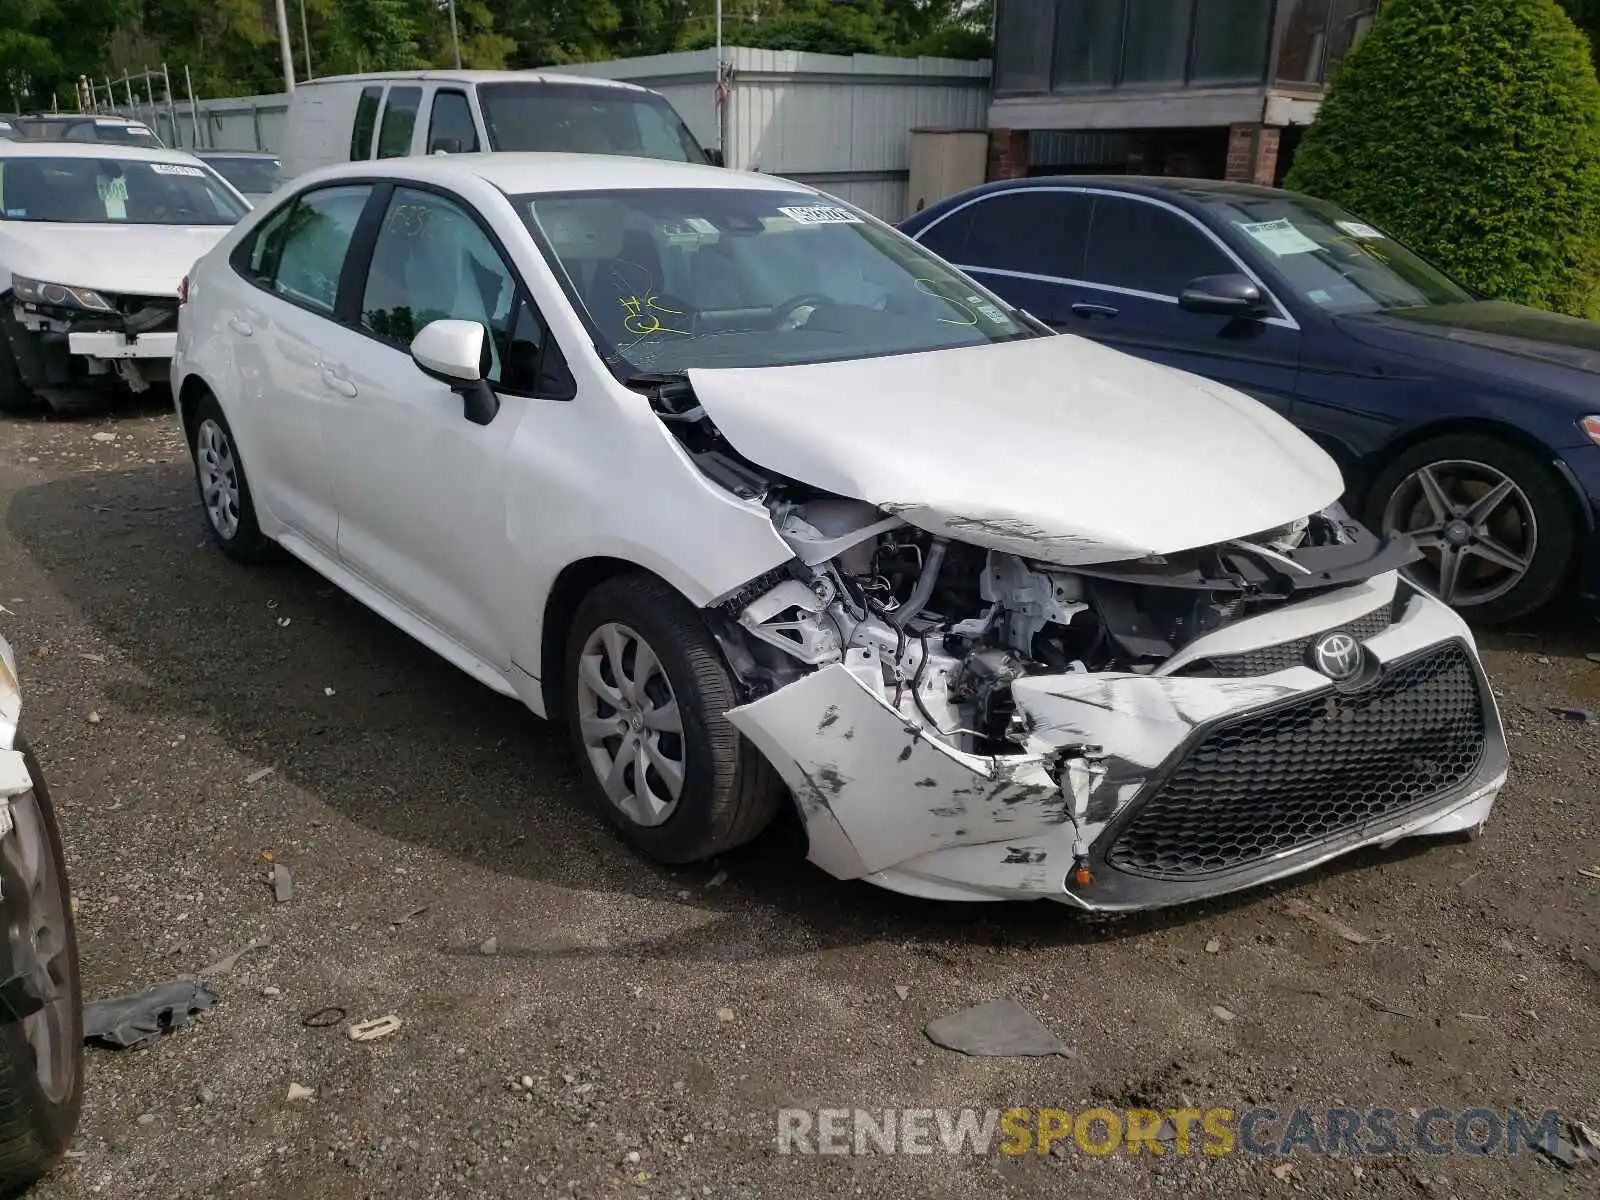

left=900, top=177, right=1600, bottom=623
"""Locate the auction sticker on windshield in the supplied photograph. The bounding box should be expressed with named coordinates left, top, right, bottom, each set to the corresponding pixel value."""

left=779, top=205, right=862, bottom=225
left=1238, top=217, right=1320, bottom=257
left=151, top=163, right=206, bottom=177
left=1335, top=219, right=1383, bottom=240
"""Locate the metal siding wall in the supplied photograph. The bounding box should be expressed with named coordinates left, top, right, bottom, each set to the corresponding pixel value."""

left=168, top=50, right=991, bottom=218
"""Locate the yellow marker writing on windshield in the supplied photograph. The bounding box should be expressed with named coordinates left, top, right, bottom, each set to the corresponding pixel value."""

left=915, top=278, right=979, bottom=326
left=621, top=295, right=689, bottom=337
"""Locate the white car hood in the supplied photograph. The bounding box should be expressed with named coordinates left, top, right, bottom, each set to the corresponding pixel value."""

left=687, top=335, right=1344, bottom=565
left=0, top=223, right=230, bottom=297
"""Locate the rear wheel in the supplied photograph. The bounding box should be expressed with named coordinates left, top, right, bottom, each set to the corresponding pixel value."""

left=190, top=393, right=274, bottom=563
left=0, top=737, right=82, bottom=1194
left=1367, top=432, right=1576, bottom=623
left=563, top=574, right=783, bottom=863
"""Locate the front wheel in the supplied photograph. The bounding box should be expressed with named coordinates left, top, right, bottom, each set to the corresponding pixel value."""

left=563, top=574, right=783, bottom=863
left=1367, top=433, right=1577, bottom=623
left=0, top=737, right=83, bottom=1194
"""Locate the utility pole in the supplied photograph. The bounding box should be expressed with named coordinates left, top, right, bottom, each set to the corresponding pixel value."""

left=274, top=0, right=296, bottom=91
left=299, top=0, right=313, bottom=80
left=448, top=0, right=462, bottom=69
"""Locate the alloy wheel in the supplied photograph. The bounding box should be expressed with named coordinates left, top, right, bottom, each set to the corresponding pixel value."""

left=195, top=418, right=241, bottom=540
left=2, top=786, right=74, bottom=1103
left=574, top=622, right=687, bottom=827
left=1381, top=459, right=1537, bottom=608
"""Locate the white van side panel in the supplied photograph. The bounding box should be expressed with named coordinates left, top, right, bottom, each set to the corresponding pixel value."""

left=282, top=80, right=369, bottom=182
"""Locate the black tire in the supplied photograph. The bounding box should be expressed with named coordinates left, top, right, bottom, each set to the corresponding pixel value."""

left=562, top=573, right=784, bottom=863
left=189, top=392, right=275, bottom=563
left=1365, top=432, right=1578, bottom=624
left=0, top=737, right=83, bottom=1197
left=0, top=338, right=37, bottom=417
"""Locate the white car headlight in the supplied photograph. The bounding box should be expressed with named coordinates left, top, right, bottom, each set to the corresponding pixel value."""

left=10, top=275, right=115, bottom=312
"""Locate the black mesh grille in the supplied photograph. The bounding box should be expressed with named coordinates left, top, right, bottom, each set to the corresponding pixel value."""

left=1106, top=642, right=1486, bottom=879
left=1177, top=604, right=1394, bottom=678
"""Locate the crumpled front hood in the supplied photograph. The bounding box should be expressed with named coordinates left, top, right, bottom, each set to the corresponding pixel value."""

left=687, top=335, right=1343, bottom=565
left=0, top=223, right=229, bottom=297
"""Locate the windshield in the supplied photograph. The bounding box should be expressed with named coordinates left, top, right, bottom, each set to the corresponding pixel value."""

left=204, top=155, right=281, bottom=196
left=519, top=188, right=1033, bottom=375
left=1201, top=191, right=1472, bottom=313
left=20, top=118, right=163, bottom=149
left=0, top=157, right=248, bottom=225
left=479, top=83, right=705, bottom=164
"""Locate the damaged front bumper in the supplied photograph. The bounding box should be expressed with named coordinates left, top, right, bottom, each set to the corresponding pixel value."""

left=5, top=294, right=179, bottom=402
left=727, top=577, right=1507, bottom=912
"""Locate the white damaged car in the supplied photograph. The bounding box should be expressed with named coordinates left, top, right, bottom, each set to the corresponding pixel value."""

left=0, top=140, right=249, bottom=413
left=172, top=154, right=1507, bottom=911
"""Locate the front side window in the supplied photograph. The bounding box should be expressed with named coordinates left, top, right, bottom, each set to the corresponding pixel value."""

left=362, top=187, right=542, bottom=388
left=427, top=90, right=480, bottom=154
left=478, top=83, right=705, bottom=163
left=0, top=157, right=248, bottom=225
left=1202, top=192, right=1471, bottom=313
left=376, top=87, right=422, bottom=159
left=269, top=184, right=373, bottom=315
left=351, top=86, right=382, bottom=160
left=519, top=187, right=1033, bottom=377
left=1083, top=196, right=1234, bottom=297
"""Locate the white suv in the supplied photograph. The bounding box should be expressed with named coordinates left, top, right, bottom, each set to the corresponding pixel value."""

left=172, top=152, right=1507, bottom=911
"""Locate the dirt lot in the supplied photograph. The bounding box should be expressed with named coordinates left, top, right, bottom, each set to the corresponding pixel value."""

left=0, top=398, right=1596, bottom=1199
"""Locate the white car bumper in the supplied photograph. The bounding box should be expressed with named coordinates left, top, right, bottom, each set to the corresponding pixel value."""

left=66, top=330, right=177, bottom=360
left=728, top=580, right=1507, bottom=911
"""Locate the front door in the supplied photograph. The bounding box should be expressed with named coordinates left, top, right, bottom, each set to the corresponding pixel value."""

left=1073, top=193, right=1303, bottom=417
left=320, top=185, right=549, bottom=668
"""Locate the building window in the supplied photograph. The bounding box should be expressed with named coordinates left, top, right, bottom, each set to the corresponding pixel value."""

left=1052, top=0, right=1124, bottom=89
left=1191, top=0, right=1275, bottom=84
left=995, top=0, right=1056, bottom=93
left=994, top=0, right=1277, bottom=96
left=1276, top=0, right=1375, bottom=85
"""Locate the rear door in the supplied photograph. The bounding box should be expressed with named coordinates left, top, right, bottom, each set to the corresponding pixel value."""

left=225, top=182, right=375, bottom=550
left=1076, top=193, right=1303, bottom=417
left=916, top=188, right=1090, bottom=325
left=375, top=86, right=423, bottom=161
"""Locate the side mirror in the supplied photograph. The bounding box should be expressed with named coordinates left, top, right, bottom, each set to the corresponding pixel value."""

left=703, top=147, right=725, bottom=167
left=429, top=136, right=464, bottom=155
left=410, top=319, right=499, bottom=425
left=1179, top=273, right=1268, bottom=319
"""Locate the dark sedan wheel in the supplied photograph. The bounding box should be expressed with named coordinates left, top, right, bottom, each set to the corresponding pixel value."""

left=1368, top=433, right=1576, bottom=622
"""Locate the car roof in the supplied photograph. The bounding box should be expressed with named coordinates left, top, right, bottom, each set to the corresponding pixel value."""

left=196, top=150, right=279, bottom=160
left=20, top=113, right=150, bottom=127
left=301, top=69, right=647, bottom=94
left=965, top=175, right=1289, bottom=205
left=303, top=151, right=814, bottom=198
left=0, top=140, right=202, bottom=165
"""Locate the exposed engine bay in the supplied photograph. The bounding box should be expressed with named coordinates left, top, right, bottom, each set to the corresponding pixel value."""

left=5, top=287, right=179, bottom=405
left=640, top=369, right=1507, bottom=911
left=648, top=372, right=1419, bottom=751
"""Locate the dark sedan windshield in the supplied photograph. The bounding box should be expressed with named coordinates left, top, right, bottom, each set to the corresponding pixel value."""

left=478, top=83, right=705, bottom=163
left=202, top=155, right=281, bottom=196
left=519, top=187, right=1033, bottom=375
left=0, top=157, right=248, bottom=224
left=1201, top=192, right=1472, bottom=314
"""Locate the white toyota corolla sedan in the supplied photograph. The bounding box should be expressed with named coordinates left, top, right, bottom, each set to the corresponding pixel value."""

left=172, top=153, right=1508, bottom=911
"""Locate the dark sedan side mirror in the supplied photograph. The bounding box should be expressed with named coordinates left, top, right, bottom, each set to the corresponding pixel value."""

left=1179, top=273, right=1268, bottom=319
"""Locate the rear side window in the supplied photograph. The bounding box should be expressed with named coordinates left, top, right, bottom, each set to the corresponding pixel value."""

left=1083, top=196, right=1235, bottom=297
left=232, top=184, right=373, bottom=316
left=427, top=90, right=479, bottom=154
left=965, top=190, right=1091, bottom=280
left=376, top=87, right=423, bottom=159
left=914, top=206, right=974, bottom=262
left=350, top=86, right=382, bottom=160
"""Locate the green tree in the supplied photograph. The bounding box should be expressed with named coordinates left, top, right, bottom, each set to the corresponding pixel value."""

left=1286, top=0, right=1600, bottom=317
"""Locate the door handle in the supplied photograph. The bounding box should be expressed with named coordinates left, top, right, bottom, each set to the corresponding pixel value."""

left=228, top=317, right=253, bottom=336
left=321, top=368, right=358, bottom=398
left=1071, top=302, right=1119, bottom=320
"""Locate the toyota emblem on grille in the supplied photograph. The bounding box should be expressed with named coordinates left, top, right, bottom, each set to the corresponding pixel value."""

left=1311, top=631, right=1362, bottom=682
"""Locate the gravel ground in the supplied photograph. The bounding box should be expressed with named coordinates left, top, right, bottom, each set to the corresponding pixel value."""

left=0, top=398, right=1597, bottom=1200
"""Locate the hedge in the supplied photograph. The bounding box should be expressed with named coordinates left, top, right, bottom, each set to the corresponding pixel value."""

left=1284, top=0, right=1600, bottom=317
